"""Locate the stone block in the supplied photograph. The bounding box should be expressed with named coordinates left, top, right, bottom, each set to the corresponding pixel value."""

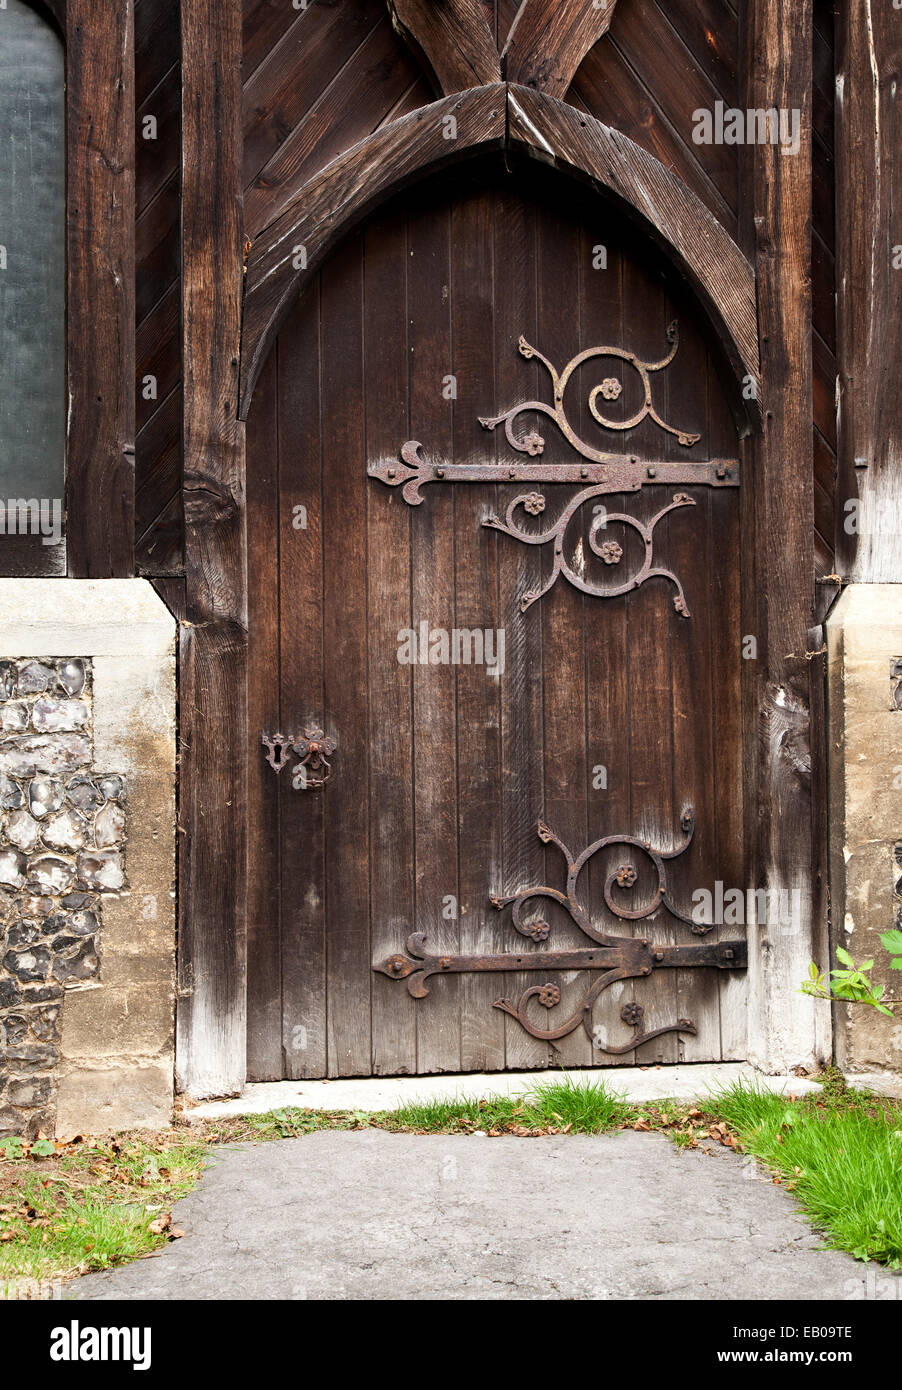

left=827, top=584, right=902, bottom=1079
left=56, top=1061, right=173, bottom=1135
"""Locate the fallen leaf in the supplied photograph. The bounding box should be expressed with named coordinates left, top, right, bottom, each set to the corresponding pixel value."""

left=633, top=1119, right=652, bottom=1132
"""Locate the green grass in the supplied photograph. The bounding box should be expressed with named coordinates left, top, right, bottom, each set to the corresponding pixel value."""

left=385, top=1075, right=631, bottom=1134
left=704, top=1076, right=902, bottom=1268
left=0, top=1133, right=209, bottom=1293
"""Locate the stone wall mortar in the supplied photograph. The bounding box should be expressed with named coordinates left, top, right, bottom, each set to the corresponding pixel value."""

left=0, top=658, right=127, bottom=1137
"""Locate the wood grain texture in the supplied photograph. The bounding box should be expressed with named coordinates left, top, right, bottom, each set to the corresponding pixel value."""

left=135, top=0, right=183, bottom=577
left=364, top=210, right=417, bottom=1076
left=835, top=0, right=902, bottom=580
left=239, top=85, right=507, bottom=415
left=243, top=14, right=420, bottom=239
left=502, top=0, right=617, bottom=99
left=387, top=0, right=501, bottom=95
left=242, top=0, right=382, bottom=195
left=505, top=87, right=759, bottom=415
left=451, top=186, right=504, bottom=1072
left=240, top=87, right=758, bottom=423
left=276, top=294, right=328, bottom=1080
left=176, top=0, right=248, bottom=1097
left=65, top=0, right=136, bottom=577
left=244, top=346, right=281, bottom=1081
left=405, top=192, right=460, bottom=1074
left=494, top=185, right=549, bottom=1072
left=745, top=0, right=827, bottom=1072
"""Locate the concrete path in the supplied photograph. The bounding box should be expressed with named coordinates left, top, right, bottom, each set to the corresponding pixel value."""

left=71, top=1129, right=876, bottom=1301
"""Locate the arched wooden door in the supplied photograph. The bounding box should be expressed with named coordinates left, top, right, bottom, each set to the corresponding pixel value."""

left=245, top=161, right=748, bottom=1080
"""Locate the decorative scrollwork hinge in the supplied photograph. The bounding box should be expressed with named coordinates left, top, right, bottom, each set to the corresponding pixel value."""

left=374, top=811, right=748, bottom=1055
left=261, top=726, right=337, bottom=789
left=367, top=326, right=739, bottom=618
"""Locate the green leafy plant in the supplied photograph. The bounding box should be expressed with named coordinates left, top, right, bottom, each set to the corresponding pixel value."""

left=800, top=947, right=894, bottom=1015
left=880, top=928, right=902, bottom=971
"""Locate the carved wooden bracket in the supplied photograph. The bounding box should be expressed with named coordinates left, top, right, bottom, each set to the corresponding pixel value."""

left=387, top=0, right=618, bottom=99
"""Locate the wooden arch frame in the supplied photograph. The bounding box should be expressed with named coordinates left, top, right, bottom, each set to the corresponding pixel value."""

left=238, top=85, right=760, bottom=427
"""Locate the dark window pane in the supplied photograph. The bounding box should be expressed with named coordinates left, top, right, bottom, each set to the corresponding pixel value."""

left=0, top=1, right=65, bottom=505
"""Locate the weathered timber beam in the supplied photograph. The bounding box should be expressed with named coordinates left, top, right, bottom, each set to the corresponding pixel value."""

left=65, top=0, right=135, bottom=576
left=178, top=0, right=248, bottom=1098
left=386, top=0, right=500, bottom=95
left=502, top=0, right=618, bottom=98
left=744, top=0, right=828, bottom=1072
left=835, top=2, right=902, bottom=580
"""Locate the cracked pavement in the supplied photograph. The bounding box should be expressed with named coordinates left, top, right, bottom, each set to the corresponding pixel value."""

left=71, top=1129, right=874, bottom=1300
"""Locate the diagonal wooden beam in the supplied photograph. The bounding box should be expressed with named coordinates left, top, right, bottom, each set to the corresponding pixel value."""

left=502, top=0, right=618, bottom=99
left=386, top=0, right=501, bottom=95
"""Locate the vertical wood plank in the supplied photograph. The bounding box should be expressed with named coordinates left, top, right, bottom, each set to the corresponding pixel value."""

left=536, top=200, right=592, bottom=1070
left=245, top=345, right=282, bottom=1080
left=407, top=192, right=461, bottom=1075
left=177, top=0, right=247, bottom=1097
left=365, top=209, right=417, bottom=1075
left=66, top=0, right=136, bottom=577
left=623, top=254, right=678, bottom=1066
left=835, top=1, right=902, bottom=581
left=579, top=221, right=634, bottom=1068
left=452, top=185, right=505, bottom=1072
left=708, top=358, right=747, bottom=1061
left=321, top=235, right=372, bottom=1076
left=494, top=185, right=550, bottom=1072
left=278, top=287, right=328, bottom=1080
left=665, top=303, right=721, bottom=1062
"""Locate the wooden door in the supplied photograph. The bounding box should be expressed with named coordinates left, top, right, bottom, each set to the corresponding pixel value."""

left=245, top=162, right=747, bottom=1080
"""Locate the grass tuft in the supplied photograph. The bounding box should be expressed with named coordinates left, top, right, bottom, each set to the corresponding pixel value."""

left=530, top=1074, right=631, bottom=1131
left=704, top=1078, right=902, bottom=1268
left=386, top=1075, right=630, bottom=1135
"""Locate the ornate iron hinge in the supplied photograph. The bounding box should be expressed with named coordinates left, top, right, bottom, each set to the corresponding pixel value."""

left=368, top=326, right=739, bottom=617
left=374, top=813, right=748, bottom=1055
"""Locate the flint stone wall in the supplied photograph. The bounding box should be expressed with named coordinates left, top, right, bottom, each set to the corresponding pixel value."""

left=0, top=657, right=128, bottom=1137
left=0, top=582, right=176, bottom=1135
